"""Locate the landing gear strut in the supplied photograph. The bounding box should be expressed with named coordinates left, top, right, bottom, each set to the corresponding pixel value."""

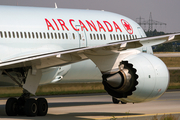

left=112, top=97, right=120, bottom=104
left=5, top=89, right=48, bottom=117
left=3, top=68, right=48, bottom=117
left=112, top=97, right=127, bottom=104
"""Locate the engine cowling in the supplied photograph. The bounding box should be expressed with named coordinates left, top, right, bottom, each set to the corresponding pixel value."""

left=102, top=53, right=169, bottom=103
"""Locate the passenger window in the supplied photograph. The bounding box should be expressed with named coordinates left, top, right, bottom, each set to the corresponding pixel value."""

left=100, top=34, right=103, bottom=40
left=72, top=33, right=75, bottom=39
left=51, top=33, right=53, bottom=39
left=4, top=32, right=7, bottom=38
left=58, top=33, right=61, bottom=39
left=113, top=34, right=116, bottom=40
left=93, top=34, right=96, bottom=40
left=16, top=32, right=19, bottom=38
left=110, top=34, right=112, bottom=40
left=43, top=32, right=46, bottom=39
left=103, top=34, right=106, bottom=40
left=24, top=32, right=27, bottom=38
left=129, top=35, right=131, bottom=40
left=20, top=32, right=23, bottom=38
left=79, top=34, right=81, bottom=40
left=8, top=31, right=11, bottom=38
left=126, top=35, right=128, bottom=40
left=62, top=33, right=64, bottom=39
left=12, top=32, right=15, bottom=38
left=36, top=32, right=38, bottom=39
left=40, top=32, right=42, bottom=39
left=32, top=32, right=35, bottom=38
left=135, top=35, right=137, bottom=39
left=123, top=35, right=125, bottom=40
left=65, top=33, right=68, bottom=39
left=120, top=35, right=122, bottom=40
left=28, top=32, right=31, bottom=38
left=0, top=31, right=3, bottom=38
left=117, top=34, right=119, bottom=40
left=54, top=33, right=57, bottom=39
left=47, top=33, right=50, bottom=39
left=90, top=34, right=92, bottom=40
left=97, top=34, right=99, bottom=40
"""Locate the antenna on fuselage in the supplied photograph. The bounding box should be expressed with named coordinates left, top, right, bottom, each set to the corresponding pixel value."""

left=55, top=3, right=58, bottom=9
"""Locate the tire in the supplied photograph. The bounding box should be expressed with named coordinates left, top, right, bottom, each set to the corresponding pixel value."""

left=17, top=97, right=25, bottom=115
left=24, top=98, right=37, bottom=117
left=37, top=98, right=48, bottom=116
left=6, top=97, right=18, bottom=116
left=112, top=97, right=120, bottom=104
left=121, top=101, right=127, bottom=104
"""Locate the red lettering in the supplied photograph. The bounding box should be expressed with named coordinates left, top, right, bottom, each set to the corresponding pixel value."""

left=86, top=20, right=97, bottom=31
left=45, top=18, right=55, bottom=30
left=103, top=21, right=113, bottom=32
left=57, top=19, right=69, bottom=31
left=52, top=19, right=59, bottom=30
left=113, top=21, right=122, bottom=32
left=69, top=19, right=79, bottom=31
left=97, top=21, right=106, bottom=32
left=79, top=20, right=88, bottom=31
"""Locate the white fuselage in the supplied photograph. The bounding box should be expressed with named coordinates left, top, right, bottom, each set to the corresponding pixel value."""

left=0, top=5, right=148, bottom=85
left=0, top=6, right=146, bottom=62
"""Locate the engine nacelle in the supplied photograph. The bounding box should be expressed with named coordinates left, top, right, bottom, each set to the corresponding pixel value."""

left=102, top=53, right=169, bottom=103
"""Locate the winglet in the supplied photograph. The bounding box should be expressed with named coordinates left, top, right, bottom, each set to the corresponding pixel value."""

left=55, top=3, right=58, bottom=9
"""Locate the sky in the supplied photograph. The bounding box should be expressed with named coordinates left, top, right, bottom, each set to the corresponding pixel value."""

left=0, top=0, right=180, bottom=33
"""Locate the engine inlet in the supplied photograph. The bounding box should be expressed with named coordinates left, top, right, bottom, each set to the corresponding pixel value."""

left=102, top=61, right=138, bottom=98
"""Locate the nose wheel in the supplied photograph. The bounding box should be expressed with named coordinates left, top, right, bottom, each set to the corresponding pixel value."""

left=6, top=97, right=48, bottom=117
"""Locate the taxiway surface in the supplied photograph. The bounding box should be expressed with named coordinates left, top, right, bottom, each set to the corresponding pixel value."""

left=0, top=91, right=180, bottom=120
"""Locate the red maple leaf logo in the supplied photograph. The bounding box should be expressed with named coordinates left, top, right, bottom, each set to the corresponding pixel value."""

left=124, top=22, right=131, bottom=30
left=121, top=19, right=133, bottom=34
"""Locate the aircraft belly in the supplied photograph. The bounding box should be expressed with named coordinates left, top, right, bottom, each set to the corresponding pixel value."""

left=62, top=59, right=102, bottom=83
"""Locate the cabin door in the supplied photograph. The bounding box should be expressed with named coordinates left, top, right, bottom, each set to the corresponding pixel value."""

left=76, top=25, right=87, bottom=47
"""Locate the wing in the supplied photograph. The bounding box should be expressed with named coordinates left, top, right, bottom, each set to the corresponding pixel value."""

left=0, top=33, right=180, bottom=69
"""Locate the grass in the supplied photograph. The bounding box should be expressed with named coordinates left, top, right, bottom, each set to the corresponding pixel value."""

left=0, top=80, right=180, bottom=98
left=159, top=57, right=180, bottom=67
left=0, top=82, right=106, bottom=98
left=110, top=116, right=117, bottom=120
left=152, top=114, right=179, bottom=120
left=154, top=52, right=180, bottom=67
left=169, top=70, right=180, bottom=83
left=168, top=83, right=180, bottom=89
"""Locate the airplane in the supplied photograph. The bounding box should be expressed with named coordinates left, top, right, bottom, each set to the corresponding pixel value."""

left=0, top=5, right=180, bottom=117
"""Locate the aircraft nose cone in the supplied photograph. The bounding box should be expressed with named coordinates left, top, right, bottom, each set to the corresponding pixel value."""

left=106, top=73, right=123, bottom=88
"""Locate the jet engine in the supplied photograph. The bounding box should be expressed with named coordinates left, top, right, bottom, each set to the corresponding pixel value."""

left=102, top=53, right=169, bottom=103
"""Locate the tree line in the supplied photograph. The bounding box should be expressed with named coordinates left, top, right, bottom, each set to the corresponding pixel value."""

left=145, top=30, right=180, bottom=52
